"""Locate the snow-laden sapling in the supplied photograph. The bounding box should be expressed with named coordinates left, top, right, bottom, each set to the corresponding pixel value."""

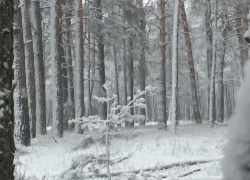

left=68, top=81, right=146, bottom=179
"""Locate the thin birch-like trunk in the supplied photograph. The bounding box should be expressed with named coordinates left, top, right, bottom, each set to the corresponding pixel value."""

left=171, top=0, right=180, bottom=132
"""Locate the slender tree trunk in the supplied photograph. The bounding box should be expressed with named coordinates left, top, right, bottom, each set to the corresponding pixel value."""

left=171, top=0, right=180, bottom=132
left=139, top=0, right=146, bottom=126
left=123, top=38, right=128, bottom=106
left=180, top=1, right=202, bottom=124
left=30, top=0, right=47, bottom=134
left=113, top=43, right=120, bottom=107
left=14, top=0, right=30, bottom=146
left=0, top=1, right=15, bottom=179
left=64, top=0, right=75, bottom=129
left=51, top=0, right=64, bottom=137
left=205, top=0, right=213, bottom=120
left=88, top=32, right=92, bottom=116
left=95, top=0, right=107, bottom=120
left=128, top=37, right=134, bottom=127
left=157, top=0, right=167, bottom=129
left=20, top=0, right=37, bottom=138
left=74, top=0, right=84, bottom=121
left=209, top=0, right=217, bottom=127
left=217, top=9, right=227, bottom=123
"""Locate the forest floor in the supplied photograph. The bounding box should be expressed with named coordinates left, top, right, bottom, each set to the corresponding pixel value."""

left=15, top=121, right=227, bottom=180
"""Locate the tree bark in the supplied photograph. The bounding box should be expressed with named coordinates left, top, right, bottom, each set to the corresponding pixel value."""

left=180, top=1, right=202, bottom=124
left=113, top=43, right=120, bottom=107
left=157, top=0, right=167, bottom=129
left=209, top=0, right=217, bottom=127
left=20, top=0, right=36, bottom=138
left=171, top=0, right=180, bottom=132
left=30, top=0, right=47, bottom=135
left=205, top=0, right=213, bottom=120
left=128, top=37, right=134, bottom=127
left=217, top=9, right=227, bottom=123
left=139, top=0, right=146, bottom=126
left=95, top=0, right=107, bottom=120
left=123, top=36, right=128, bottom=106
left=50, top=0, right=64, bottom=137
left=0, top=1, right=15, bottom=179
left=14, top=0, right=30, bottom=146
left=74, top=0, right=84, bottom=122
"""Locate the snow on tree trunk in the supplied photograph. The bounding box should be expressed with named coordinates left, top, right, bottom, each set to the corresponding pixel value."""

left=20, top=0, right=37, bottom=138
left=74, top=0, right=84, bottom=123
left=50, top=0, right=64, bottom=137
left=157, top=0, right=167, bottom=130
left=209, top=0, right=217, bottom=127
left=171, top=0, right=180, bottom=132
left=95, top=0, right=107, bottom=120
left=30, top=0, right=47, bottom=135
left=139, top=0, right=146, bottom=126
left=180, top=1, right=202, bottom=124
left=0, top=0, right=15, bottom=179
left=14, top=0, right=30, bottom=146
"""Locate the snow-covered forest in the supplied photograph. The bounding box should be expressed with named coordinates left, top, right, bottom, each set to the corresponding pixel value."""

left=0, top=0, right=250, bottom=179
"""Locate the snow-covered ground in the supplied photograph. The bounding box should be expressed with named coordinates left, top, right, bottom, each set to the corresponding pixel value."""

left=15, top=121, right=227, bottom=180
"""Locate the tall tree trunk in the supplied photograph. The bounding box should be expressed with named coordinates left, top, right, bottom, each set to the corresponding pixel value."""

left=235, top=6, right=249, bottom=74
left=209, top=0, right=217, bottom=127
left=139, top=0, right=146, bottom=126
left=51, top=0, right=64, bottom=137
left=14, top=0, right=30, bottom=146
left=128, top=37, right=134, bottom=127
left=74, top=0, right=84, bottom=122
left=113, top=43, right=120, bottom=107
left=88, top=32, right=92, bottom=116
left=0, top=0, right=15, bottom=179
left=123, top=37, right=128, bottom=106
left=205, top=0, right=213, bottom=120
left=217, top=9, right=227, bottom=123
left=180, top=1, right=202, bottom=124
left=95, top=0, right=107, bottom=120
left=64, top=0, right=75, bottom=128
left=158, top=0, right=167, bottom=129
left=30, top=0, right=47, bottom=134
left=20, top=0, right=36, bottom=138
left=171, top=0, right=180, bottom=132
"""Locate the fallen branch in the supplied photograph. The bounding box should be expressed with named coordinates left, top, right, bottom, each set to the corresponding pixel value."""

left=86, top=158, right=221, bottom=178
left=52, top=136, right=58, bottom=144
left=178, top=168, right=201, bottom=177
